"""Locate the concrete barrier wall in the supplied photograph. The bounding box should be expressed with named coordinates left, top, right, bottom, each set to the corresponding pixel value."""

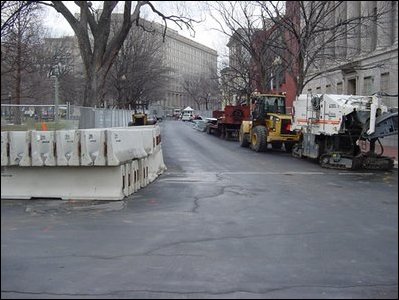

left=8, top=131, right=31, bottom=166
left=106, top=129, right=147, bottom=166
left=55, top=130, right=81, bottom=166
left=31, top=131, right=56, bottom=166
left=1, top=125, right=166, bottom=200
left=1, top=131, right=9, bottom=166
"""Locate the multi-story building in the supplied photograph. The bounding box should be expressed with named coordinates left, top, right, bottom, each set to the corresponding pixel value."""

left=303, top=1, right=398, bottom=109
left=146, top=21, right=218, bottom=114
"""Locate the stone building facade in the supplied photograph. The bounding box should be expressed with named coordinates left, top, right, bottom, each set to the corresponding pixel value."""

left=153, top=24, right=218, bottom=112
left=303, top=1, right=398, bottom=109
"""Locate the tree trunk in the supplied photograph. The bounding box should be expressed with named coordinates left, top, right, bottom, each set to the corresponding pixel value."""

left=83, top=66, right=107, bottom=107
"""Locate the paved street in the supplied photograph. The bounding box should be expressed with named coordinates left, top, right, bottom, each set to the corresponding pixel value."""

left=1, top=120, right=398, bottom=299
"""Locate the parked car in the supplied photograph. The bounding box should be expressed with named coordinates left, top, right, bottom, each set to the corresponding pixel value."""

left=193, top=117, right=217, bottom=132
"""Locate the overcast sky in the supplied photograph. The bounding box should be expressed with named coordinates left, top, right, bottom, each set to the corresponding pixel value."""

left=43, top=1, right=230, bottom=60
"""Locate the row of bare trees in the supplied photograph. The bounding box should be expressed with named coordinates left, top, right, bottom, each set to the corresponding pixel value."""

left=1, top=1, right=198, bottom=117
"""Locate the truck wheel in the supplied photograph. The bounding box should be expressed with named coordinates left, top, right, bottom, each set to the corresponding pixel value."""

left=239, top=127, right=250, bottom=147
left=251, top=126, right=268, bottom=152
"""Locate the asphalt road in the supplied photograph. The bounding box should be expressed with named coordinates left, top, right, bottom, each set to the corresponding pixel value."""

left=1, top=120, right=398, bottom=299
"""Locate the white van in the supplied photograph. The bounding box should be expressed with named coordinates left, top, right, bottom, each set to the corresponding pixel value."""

left=181, top=111, right=194, bottom=121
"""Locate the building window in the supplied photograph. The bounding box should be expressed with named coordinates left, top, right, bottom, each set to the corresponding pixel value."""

left=381, top=73, right=390, bottom=93
left=363, top=76, right=374, bottom=95
left=316, top=87, right=321, bottom=94
left=326, top=84, right=332, bottom=93
left=336, top=82, right=343, bottom=94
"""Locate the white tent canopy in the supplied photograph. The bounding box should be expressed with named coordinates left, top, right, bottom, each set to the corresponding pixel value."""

left=182, top=106, right=194, bottom=111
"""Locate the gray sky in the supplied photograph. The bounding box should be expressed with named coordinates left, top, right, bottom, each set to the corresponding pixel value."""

left=43, top=1, right=229, bottom=58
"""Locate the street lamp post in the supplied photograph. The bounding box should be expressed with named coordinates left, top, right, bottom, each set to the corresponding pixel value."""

left=49, top=55, right=65, bottom=123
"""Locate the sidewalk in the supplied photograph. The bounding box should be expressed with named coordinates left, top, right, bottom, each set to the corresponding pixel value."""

left=360, top=137, right=398, bottom=168
left=382, top=145, right=398, bottom=168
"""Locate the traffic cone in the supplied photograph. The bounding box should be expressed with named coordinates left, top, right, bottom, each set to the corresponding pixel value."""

left=41, top=121, right=48, bottom=131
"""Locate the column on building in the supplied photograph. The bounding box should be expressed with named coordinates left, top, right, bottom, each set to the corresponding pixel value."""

left=346, top=1, right=361, bottom=57
left=360, top=1, right=377, bottom=53
left=394, top=2, right=399, bottom=45
left=376, top=1, right=391, bottom=49
left=324, top=2, right=335, bottom=61
left=335, top=1, right=347, bottom=58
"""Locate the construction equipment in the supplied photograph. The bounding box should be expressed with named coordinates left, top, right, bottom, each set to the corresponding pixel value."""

left=207, top=105, right=250, bottom=140
left=130, top=113, right=148, bottom=126
left=128, top=113, right=157, bottom=126
left=291, top=93, right=398, bottom=170
left=239, top=93, right=300, bottom=151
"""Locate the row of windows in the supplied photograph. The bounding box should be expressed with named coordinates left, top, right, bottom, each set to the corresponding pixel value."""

left=307, top=72, right=391, bottom=96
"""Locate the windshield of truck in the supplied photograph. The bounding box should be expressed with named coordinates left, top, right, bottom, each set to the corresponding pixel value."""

left=259, top=96, right=286, bottom=114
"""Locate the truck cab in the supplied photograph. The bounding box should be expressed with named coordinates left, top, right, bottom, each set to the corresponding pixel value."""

left=239, top=93, right=300, bottom=152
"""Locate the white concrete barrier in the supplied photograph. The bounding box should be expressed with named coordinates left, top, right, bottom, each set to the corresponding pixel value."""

left=127, top=161, right=134, bottom=195
left=2, top=125, right=166, bottom=200
left=1, top=131, right=9, bottom=166
left=55, top=130, right=80, bottom=166
left=31, top=131, right=56, bottom=166
left=80, top=129, right=106, bottom=166
left=9, top=131, right=31, bottom=166
left=132, top=160, right=140, bottom=192
left=138, top=157, right=149, bottom=188
left=127, top=126, right=156, bottom=155
left=106, top=129, right=148, bottom=166
left=148, top=147, right=167, bottom=183
left=1, top=166, right=125, bottom=200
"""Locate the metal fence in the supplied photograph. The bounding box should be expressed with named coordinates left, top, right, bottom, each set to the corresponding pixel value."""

left=73, top=106, right=134, bottom=129
left=1, top=104, right=134, bottom=130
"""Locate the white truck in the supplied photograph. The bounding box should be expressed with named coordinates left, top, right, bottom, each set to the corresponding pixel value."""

left=291, top=93, right=398, bottom=170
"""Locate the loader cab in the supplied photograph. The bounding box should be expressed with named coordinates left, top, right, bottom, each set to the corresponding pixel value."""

left=251, top=94, right=286, bottom=125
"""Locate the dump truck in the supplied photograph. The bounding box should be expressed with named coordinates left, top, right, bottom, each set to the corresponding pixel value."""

left=206, top=105, right=251, bottom=140
left=291, top=93, right=398, bottom=170
left=239, top=93, right=300, bottom=151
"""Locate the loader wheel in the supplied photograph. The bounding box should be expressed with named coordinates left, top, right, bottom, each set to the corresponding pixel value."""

left=239, top=127, right=250, bottom=148
left=251, top=126, right=268, bottom=152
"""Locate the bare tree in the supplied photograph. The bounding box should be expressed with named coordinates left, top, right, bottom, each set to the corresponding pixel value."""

left=208, top=1, right=391, bottom=98
left=33, top=36, right=85, bottom=105
left=219, top=48, right=252, bottom=103
left=1, top=2, right=44, bottom=124
left=206, top=1, right=280, bottom=97
left=107, top=20, right=172, bottom=111
left=39, top=1, right=197, bottom=108
left=255, top=1, right=392, bottom=96
left=182, top=70, right=219, bottom=110
left=1, top=1, right=38, bottom=37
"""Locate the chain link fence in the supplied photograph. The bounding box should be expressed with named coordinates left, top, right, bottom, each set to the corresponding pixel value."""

left=1, top=104, right=135, bottom=130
